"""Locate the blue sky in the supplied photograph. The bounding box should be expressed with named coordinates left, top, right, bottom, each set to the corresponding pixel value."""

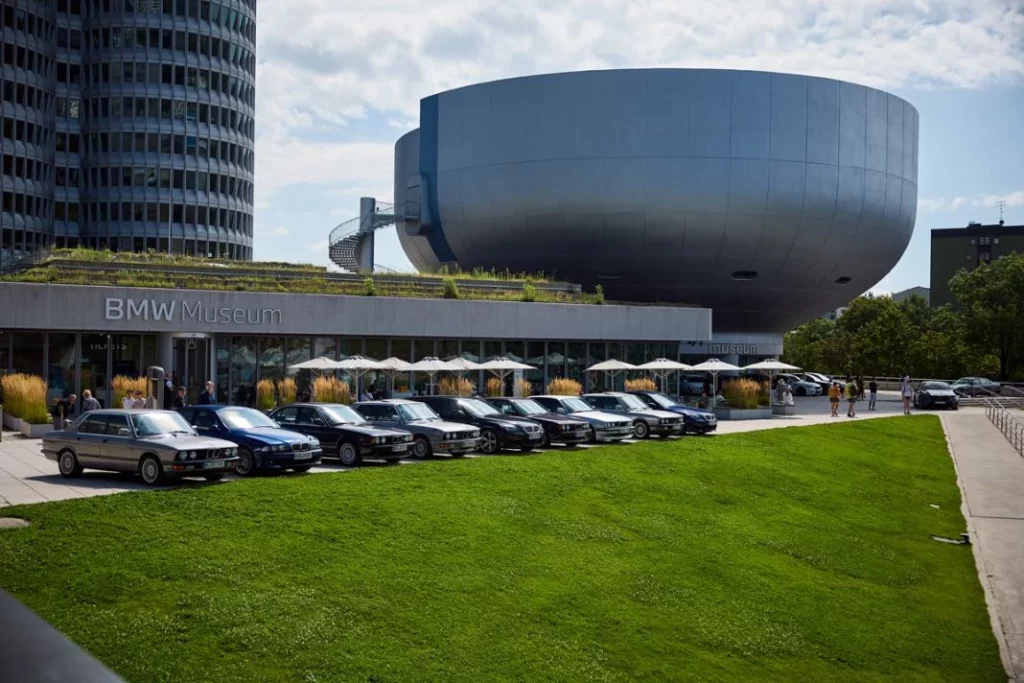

left=251, top=0, right=1024, bottom=296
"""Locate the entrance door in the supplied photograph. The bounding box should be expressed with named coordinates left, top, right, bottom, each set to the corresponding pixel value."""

left=172, top=338, right=210, bottom=405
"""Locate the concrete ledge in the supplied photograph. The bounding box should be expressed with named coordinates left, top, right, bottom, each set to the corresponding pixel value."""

left=714, top=407, right=773, bottom=421
left=19, top=423, right=49, bottom=439
left=772, top=405, right=796, bottom=416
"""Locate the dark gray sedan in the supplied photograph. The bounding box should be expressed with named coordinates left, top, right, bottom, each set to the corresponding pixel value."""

left=42, top=409, right=239, bottom=485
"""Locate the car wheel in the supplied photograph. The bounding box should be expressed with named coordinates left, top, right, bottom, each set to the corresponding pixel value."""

left=292, top=466, right=311, bottom=473
left=479, top=429, right=499, bottom=454
left=139, top=455, right=164, bottom=486
left=633, top=420, right=650, bottom=439
left=235, top=447, right=255, bottom=477
left=588, top=426, right=598, bottom=443
left=57, top=449, right=83, bottom=478
left=412, top=436, right=432, bottom=459
left=338, top=441, right=362, bottom=467
left=203, top=473, right=224, bottom=482
left=540, top=432, right=551, bottom=448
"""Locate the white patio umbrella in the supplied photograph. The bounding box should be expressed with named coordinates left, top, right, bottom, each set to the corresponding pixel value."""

left=586, top=359, right=637, bottom=389
left=408, top=357, right=455, bottom=395
left=478, top=357, right=537, bottom=397
left=332, top=355, right=384, bottom=397
left=443, top=356, right=483, bottom=374
left=376, top=357, right=411, bottom=396
left=689, top=358, right=742, bottom=405
left=743, top=359, right=802, bottom=406
left=287, top=356, right=342, bottom=373
left=636, top=358, right=693, bottom=393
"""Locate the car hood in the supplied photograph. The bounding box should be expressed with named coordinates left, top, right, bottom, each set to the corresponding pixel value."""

left=631, top=408, right=682, bottom=420
left=227, top=427, right=310, bottom=445
left=668, top=405, right=715, bottom=418
left=408, top=420, right=477, bottom=433
left=569, top=411, right=632, bottom=426
left=531, top=413, right=588, bottom=426
left=479, top=415, right=538, bottom=429
left=334, top=423, right=409, bottom=438
left=137, top=434, right=237, bottom=450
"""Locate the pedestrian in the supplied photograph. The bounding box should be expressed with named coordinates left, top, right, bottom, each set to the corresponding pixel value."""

left=868, top=377, right=879, bottom=411
left=359, top=385, right=373, bottom=402
left=173, top=386, right=188, bottom=409
left=81, top=390, right=101, bottom=413
left=198, top=380, right=215, bottom=405
left=846, top=379, right=857, bottom=418
left=121, top=390, right=135, bottom=410
left=828, top=381, right=840, bottom=417
left=51, top=394, right=76, bottom=430
left=900, top=375, right=913, bottom=415
left=164, top=376, right=175, bottom=409
left=856, top=375, right=865, bottom=402
left=131, top=390, right=147, bottom=409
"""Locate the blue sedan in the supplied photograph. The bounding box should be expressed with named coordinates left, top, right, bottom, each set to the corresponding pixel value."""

left=628, top=391, right=718, bottom=434
left=179, top=406, right=323, bottom=476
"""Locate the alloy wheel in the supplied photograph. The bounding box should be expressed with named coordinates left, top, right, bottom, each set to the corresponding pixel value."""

left=339, top=442, right=359, bottom=467
left=480, top=430, right=498, bottom=454
left=236, top=449, right=254, bottom=476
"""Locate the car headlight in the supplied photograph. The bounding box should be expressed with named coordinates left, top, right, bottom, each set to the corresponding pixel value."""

left=405, top=435, right=413, bottom=442
left=188, top=451, right=197, bottom=460
left=444, top=432, right=453, bottom=440
left=309, top=438, right=320, bottom=446
left=508, top=424, right=523, bottom=433
left=260, top=446, right=272, bottom=453
left=177, top=451, right=186, bottom=461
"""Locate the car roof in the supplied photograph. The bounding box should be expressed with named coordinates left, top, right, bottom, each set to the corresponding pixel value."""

left=83, top=409, right=175, bottom=416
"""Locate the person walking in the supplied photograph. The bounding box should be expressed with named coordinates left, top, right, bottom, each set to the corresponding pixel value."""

left=828, top=381, right=841, bottom=417
left=81, top=390, right=101, bottom=414
left=51, top=394, right=76, bottom=430
left=868, top=378, right=879, bottom=411
left=846, top=379, right=858, bottom=418
left=173, top=386, right=188, bottom=409
left=900, top=375, right=914, bottom=415
left=198, top=380, right=215, bottom=405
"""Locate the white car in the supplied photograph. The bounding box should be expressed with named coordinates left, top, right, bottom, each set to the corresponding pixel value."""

left=777, top=374, right=822, bottom=396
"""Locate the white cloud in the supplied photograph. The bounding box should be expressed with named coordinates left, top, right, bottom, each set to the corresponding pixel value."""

left=920, top=191, right=1024, bottom=213
left=978, top=190, right=1024, bottom=207
left=270, top=227, right=290, bottom=236
left=307, top=239, right=329, bottom=253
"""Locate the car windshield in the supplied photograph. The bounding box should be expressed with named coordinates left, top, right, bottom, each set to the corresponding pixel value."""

left=561, top=397, right=593, bottom=413
left=132, top=412, right=195, bottom=437
left=220, top=408, right=279, bottom=429
left=462, top=399, right=501, bottom=417
left=513, top=399, right=548, bottom=416
left=921, top=382, right=951, bottom=390
left=321, top=405, right=366, bottom=425
left=644, top=393, right=676, bottom=409
left=619, top=395, right=649, bottom=410
left=397, top=403, right=440, bottom=421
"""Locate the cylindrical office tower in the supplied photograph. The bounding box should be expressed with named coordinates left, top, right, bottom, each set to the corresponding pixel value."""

left=73, top=0, right=256, bottom=258
left=0, top=0, right=57, bottom=262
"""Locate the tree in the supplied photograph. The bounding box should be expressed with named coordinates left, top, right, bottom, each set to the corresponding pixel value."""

left=949, top=252, right=1024, bottom=380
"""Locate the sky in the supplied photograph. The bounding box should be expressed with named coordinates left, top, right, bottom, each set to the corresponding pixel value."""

left=251, top=0, right=1024, bottom=296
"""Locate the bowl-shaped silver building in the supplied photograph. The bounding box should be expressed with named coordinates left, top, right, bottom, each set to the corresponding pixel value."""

left=394, top=69, right=918, bottom=333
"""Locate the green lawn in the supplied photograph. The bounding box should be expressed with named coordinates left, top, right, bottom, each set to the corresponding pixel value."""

left=0, top=417, right=1004, bottom=682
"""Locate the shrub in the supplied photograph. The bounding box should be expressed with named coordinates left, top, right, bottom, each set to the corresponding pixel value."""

left=625, top=377, right=658, bottom=392
left=362, top=277, right=377, bottom=296
left=547, top=378, right=582, bottom=396
left=276, top=378, right=297, bottom=405
left=514, top=379, right=533, bottom=397
left=312, top=376, right=351, bottom=405
left=521, top=283, right=537, bottom=302
left=485, top=377, right=504, bottom=397
left=594, top=284, right=605, bottom=305
left=438, top=376, right=475, bottom=397
left=442, top=277, right=460, bottom=299
left=1, top=374, right=50, bottom=424
left=112, top=375, right=147, bottom=409
left=721, top=378, right=768, bottom=410
left=256, top=379, right=276, bottom=410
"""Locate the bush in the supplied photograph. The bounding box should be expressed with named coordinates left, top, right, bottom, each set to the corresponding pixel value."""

left=256, top=380, right=276, bottom=411
left=438, top=376, right=475, bottom=397
left=362, top=277, right=377, bottom=296
left=442, top=277, right=460, bottom=299
left=312, top=376, right=351, bottom=405
left=514, top=379, right=533, bottom=397
left=721, top=378, right=768, bottom=410
left=485, top=377, right=504, bottom=397
left=112, top=375, right=147, bottom=409
left=594, top=284, right=605, bottom=305
left=1, top=374, right=50, bottom=424
left=547, top=378, right=582, bottom=396
left=521, top=284, right=537, bottom=302
left=625, top=377, right=657, bottom=392
left=276, top=378, right=297, bottom=405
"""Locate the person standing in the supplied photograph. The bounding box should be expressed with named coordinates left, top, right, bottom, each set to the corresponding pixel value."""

left=81, top=390, right=101, bottom=414
left=198, top=380, right=215, bottom=405
left=121, top=390, right=135, bottom=410
left=131, top=390, right=147, bottom=409
left=828, top=381, right=841, bottom=417
left=846, top=379, right=857, bottom=418
left=173, top=386, right=188, bottom=409
left=868, top=378, right=879, bottom=411
left=164, top=376, right=175, bottom=409
left=900, top=375, right=914, bottom=415
left=51, top=394, right=76, bottom=430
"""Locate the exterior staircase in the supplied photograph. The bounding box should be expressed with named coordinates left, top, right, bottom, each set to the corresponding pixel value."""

left=327, top=199, right=400, bottom=274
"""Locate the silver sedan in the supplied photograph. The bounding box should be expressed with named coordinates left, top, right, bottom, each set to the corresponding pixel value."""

left=42, top=410, right=240, bottom=485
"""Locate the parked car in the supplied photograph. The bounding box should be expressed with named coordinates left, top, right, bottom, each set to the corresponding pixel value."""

left=531, top=395, right=635, bottom=443
left=42, top=409, right=238, bottom=485
left=270, top=403, right=413, bottom=466
left=679, top=374, right=708, bottom=397
left=412, top=396, right=545, bottom=454
left=952, top=377, right=1002, bottom=397
left=913, top=382, right=960, bottom=410
left=627, top=391, right=718, bottom=434
left=353, top=399, right=480, bottom=458
left=776, top=373, right=822, bottom=396
left=180, top=405, right=323, bottom=475
left=486, top=397, right=592, bottom=447
left=582, top=392, right=684, bottom=439
left=800, top=372, right=843, bottom=393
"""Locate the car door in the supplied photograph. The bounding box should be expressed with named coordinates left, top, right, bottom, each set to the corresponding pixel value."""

left=273, top=406, right=302, bottom=432
left=100, top=413, right=136, bottom=472
left=296, top=407, right=334, bottom=448
left=189, top=408, right=218, bottom=437
left=374, top=405, right=404, bottom=430
left=73, top=415, right=108, bottom=465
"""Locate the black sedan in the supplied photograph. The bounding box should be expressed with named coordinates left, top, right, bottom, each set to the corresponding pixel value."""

left=412, top=396, right=545, bottom=454
left=914, top=382, right=959, bottom=410
left=485, top=397, right=592, bottom=447
left=269, top=403, right=414, bottom=466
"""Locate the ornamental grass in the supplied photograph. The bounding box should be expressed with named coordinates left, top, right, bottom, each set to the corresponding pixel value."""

left=485, top=377, right=504, bottom=398
left=438, top=376, right=475, bottom=397
left=1, top=373, right=50, bottom=424
left=256, top=379, right=276, bottom=411
left=276, top=378, right=297, bottom=405
left=625, top=377, right=658, bottom=392
left=514, top=379, right=533, bottom=397
left=313, top=376, right=351, bottom=405
left=546, top=378, right=582, bottom=396
left=721, top=378, right=769, bottom=410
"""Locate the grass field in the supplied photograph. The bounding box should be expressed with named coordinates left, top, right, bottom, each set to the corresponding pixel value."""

left=0, top=417, right=1004, bottom=682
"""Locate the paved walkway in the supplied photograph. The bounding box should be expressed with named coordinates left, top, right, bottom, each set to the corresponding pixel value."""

left=942, top=411, right=1024, bottom=683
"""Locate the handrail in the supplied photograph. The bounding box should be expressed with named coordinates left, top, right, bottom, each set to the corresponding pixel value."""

left=984, top=399, right=1024, bottom=459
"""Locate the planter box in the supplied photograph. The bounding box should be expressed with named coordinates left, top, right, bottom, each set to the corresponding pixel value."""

left=713, top=407, right=773, bottom=421
left=772, top=405, right=796, bottom=416
left=2, top=412, right=21, bottom=432
left=20, top=422, right=52, bottom=439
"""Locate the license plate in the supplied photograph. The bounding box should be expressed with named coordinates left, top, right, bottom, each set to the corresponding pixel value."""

left=293, top=452, right=312, bottom=461
left=462, top=440, right=477, bottom=447
left=392, top=444, right=408, bottom=452
left=203, top=461, right=224, bottom=469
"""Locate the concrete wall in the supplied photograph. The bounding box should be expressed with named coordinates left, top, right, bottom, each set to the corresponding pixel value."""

left=0, top=283, right=712, bottom=343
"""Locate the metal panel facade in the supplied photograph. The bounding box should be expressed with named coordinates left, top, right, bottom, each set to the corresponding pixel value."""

left=395, top=69, right=918, bottom=333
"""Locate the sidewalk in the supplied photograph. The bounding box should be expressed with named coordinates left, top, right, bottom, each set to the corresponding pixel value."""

left=942, top=411, right=1024, bottom=682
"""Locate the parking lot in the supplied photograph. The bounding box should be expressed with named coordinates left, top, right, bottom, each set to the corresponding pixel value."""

left=0, top=393, right=911, bottom=507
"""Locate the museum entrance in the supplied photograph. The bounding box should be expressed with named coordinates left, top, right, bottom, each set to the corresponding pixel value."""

left=172, top=337, right=210, bottom=405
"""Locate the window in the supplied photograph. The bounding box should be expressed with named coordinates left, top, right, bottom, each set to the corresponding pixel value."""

left=79, top=416, right=107, bottom=434
left=105, top=414, right=133, bottom=436
left=979, top=236, right=991, bottom=246
left=274, top=406, right=298, bottom=424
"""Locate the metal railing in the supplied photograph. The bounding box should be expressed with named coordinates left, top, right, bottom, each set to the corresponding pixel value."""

left=985, top=399, right=1024, bottom=458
